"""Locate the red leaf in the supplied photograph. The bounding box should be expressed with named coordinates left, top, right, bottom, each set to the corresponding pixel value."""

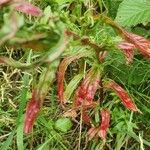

left=123, top=31, right=150, bottom=58
left=15, top=2, right=43, bottom=17
left=57, top=55, right=85, bottom=104
left=118, top=41, right=135, bottom=64
left=105, top=80, right=140, bottom=112
left=24, top=90, right=40, bottom=134
left=98, top=109, right=110, bottom=140
left=82, top=110, right=91, bottom=124
left=87, top=108, right=110, bottom=141
left=87, top=127, right=99, bottom=140
left=74, top=68, right=100, bottom=107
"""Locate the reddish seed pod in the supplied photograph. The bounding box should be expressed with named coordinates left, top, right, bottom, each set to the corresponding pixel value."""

left=24, top=91, right=40, bottom=134
left=106, top=80, right=139, bottom=112
left=98, top=109, right=110, bottom=140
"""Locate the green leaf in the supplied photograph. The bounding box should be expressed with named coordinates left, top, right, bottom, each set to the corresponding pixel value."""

left=115, top=0, right=150, bottom=27
left=1, top=131, right=15, bottom=150
left=54, top=118, right=73, bottom=133
left=64, top=73, right=83, bottom=101
left=16, top=51, right=32, bottom=150
left=55, top=0, right=74, bottom=5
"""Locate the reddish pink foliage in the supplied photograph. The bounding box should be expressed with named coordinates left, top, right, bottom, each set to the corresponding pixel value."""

left=57, top=71, right=64, bottom=104
left=123, top=31, right=150, bottom=58
left=74, top=73, right=100, bottom=107
left=98, top=109, right=110, bottom=140
left=87, top=127, right=99, bottom=140
left=106, top=80, right=139, bottom=112
left=87, top=108, right=110, bottom=140
left=118, top=41, right=135, bottom=64
left=99, top=51, right=108, bottom=62
left=82, top=110, right=91, bottom=124
left=0, top=0, right=10, bottom=5
left=15, top=2, right=43, bottom=17
left=24, top=91, right=40, bottom=134
left=57, top=57, right=74, bottom=104
left=57, top=55, right=85, bottom=104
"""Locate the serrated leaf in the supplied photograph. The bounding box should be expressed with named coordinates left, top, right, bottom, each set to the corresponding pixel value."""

left=54, top=118, right=73, bottom=133
left=115, top=0, right=150, bottom=27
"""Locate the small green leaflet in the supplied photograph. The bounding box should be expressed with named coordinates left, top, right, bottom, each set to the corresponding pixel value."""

left=55, top=118, right=73, bottom=133
left=64, top=73, right=83, bottom=102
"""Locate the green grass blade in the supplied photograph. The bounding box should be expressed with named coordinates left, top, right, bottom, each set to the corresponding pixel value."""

left=16, top=51, right=32, bottom=150
left=1, top=131, right=15, bottom=150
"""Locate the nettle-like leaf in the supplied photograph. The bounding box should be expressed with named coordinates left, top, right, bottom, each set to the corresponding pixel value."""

left=115, top=0, right=150, bottom=26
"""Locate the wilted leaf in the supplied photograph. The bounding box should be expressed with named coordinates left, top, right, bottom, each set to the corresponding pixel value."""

left=57, top=53, right=89, bottom=104
left=24, top=90, right=40, bottom=134
left=105, top=79, right=140, bottom=112
left=118, top=41, right=135, bottom=64
left=74, top=67, right=100, bottom=107
left=98, top=109, right=110, bottom=140
left=15, top=2, right=43, bottom=17
left=123, top=31, right=150, bottom=58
